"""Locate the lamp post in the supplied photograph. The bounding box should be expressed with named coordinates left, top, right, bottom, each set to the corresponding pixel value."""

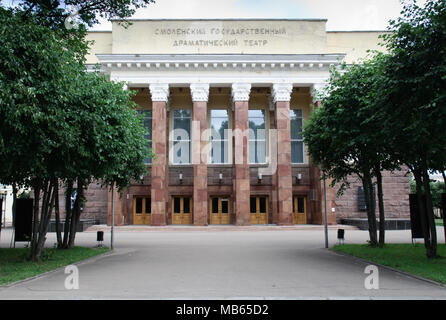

left=319, top=165, right=328, bottom=249
left=111, top=182, right=114, bottom=250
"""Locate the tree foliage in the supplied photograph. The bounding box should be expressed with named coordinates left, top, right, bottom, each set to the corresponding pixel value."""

left=304, top=57, right=399, bottom=247
left=378, top=0, right=446, bottom=258
left=0, top=6, right=150, bottom=259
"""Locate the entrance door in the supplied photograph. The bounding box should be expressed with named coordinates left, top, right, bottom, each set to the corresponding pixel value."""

left=133, top=196, right=151, bottom=225
left=250, top=196, right=269, bottom=224
left=209, top=197, right=230, bottom=224
left=172, top=196, right=193, bottom=224
left=293, top=195, right=307, bottom=224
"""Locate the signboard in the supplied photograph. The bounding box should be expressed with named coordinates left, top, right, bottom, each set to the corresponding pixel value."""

left=111, top=20, right=327, bottom=54
left=409, top=194, right=424, bottom=239
left=15, top=198, right=33, bottom=242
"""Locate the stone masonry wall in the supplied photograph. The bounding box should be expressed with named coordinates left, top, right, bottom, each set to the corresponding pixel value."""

left=57, top=181, right=108, bottom=224
left=335, top=169, right=410, bottom=221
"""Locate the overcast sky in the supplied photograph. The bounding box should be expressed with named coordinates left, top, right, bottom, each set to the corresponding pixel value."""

left=90, top=0, right=421, bottom=31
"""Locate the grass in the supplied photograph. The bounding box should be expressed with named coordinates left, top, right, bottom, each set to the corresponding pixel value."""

left=0, top=246, right=110, bottom=286
left=332, top=243, right=446, bottom=284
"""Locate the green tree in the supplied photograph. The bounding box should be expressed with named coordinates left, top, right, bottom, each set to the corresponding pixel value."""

left=0, top=8, right=150, bottom=260
left=304, top=57, right=399, bottom=247
left=379, top=0, right=446, bottom=258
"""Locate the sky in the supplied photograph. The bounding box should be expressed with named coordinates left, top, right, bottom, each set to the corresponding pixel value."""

left=90, top=0, right=420, bottom=31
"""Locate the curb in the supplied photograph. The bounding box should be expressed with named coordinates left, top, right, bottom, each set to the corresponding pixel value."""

left=329, top=248, right=446, bottom=289
left=0, top=248, right=115, bottom=289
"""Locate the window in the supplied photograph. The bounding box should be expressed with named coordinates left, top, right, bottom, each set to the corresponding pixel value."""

left=139, top=110, right=152, bottom=164
left=249, top=109, right=267, bottom=164
left=210, top=109, right=230, bottom=164
left=172, top=109, right=191, bottom=164
left=290, top=109, right=304, bottom=164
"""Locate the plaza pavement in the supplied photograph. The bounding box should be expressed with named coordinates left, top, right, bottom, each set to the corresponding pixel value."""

left=0, top=225, right=445, bottom=300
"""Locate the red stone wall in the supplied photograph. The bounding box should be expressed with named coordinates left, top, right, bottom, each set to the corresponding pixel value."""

left=335, top=170, right=410, bottom=221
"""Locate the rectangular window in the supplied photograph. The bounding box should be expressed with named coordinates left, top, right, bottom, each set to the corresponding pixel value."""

left=249, top=109, right=267, bottom=164
left=172, top=109, right=191, bottom=164
left=290, top=109, right=304, bottom=164
left=139, top=110, right=152, bottom=164
left=210, top=109, right=230, bottom=164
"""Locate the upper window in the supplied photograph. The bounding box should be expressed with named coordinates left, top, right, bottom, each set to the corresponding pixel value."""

left=249, top=109, right=267, bottom=164
left=172, top=109, right=191, bottom=164
left=290, top=109, right=304, bottom=164
left=139, top=110, right=152, bottom=165
left=210, top=109, right=230, bottom=164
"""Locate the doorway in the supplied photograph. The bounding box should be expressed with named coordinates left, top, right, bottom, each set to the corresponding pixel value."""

left=172, top=196, right=193, bottom=224
left=250, top=196, right=269, bottom=224
left=209, top=196, right=231, bottom=224
left=133, top=196, right=151, bottom=225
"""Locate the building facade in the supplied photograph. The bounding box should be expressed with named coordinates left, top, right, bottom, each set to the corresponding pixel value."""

left=79, top=19, right=409, bottom=226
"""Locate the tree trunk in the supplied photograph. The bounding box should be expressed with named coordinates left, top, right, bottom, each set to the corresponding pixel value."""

left=11, top=184, right=17, bottom=248
left=376, top=169, right=386, bottom=247
left=30, top=179, right=57, bottom=261
left=62, top=180, right=73, bottom=249
left=442, top=170, right=446, bottom=244
left=54, top=178, right=62, bottom=248
left=421, top=159, right=437, bottom=258
left=68, top=180, right=84, bottom=249
left=413, top=168, right=434, bottom=258
left=363, top=172, right=377, bottom=246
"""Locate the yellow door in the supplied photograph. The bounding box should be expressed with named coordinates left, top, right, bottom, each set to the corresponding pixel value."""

left=250, top=196, right=269, bottom=224
left=210, top=197, right=231, bottom=224
left=172, top=196, right=193, bottom=224
left=293, top=196, right=307, bottom=224
left=133, top=196, right=151, bottom=225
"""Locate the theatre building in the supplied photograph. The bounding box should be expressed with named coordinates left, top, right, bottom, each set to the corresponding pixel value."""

left=80, top=19, right=409, bottom=226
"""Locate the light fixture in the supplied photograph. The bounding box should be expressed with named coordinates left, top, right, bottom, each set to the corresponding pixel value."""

left=179, top=172, right=183, bottom=184
left=258, top=172, right=262, bottom=184
left=296, top=173, right=302, bottom=184
left=219, top=172, right=223, bottom=184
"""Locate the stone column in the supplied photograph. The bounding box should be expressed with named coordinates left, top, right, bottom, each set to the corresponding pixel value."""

left=190, top=83, right=209, bottom=226
left=272, top=83, right=294, bottom=225
left=232, top=83, right=251, bottom=226
left=149, top=84, right=169, bottom=226
left=310, top=83, right=337, bottom=225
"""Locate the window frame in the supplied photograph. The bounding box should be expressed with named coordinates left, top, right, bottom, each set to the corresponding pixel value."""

left=208, top=108, right=232, bottom=165
left=138, top=109, right=153, bottom=165
left=290, top=108, right=305, bottom=164
left=248, top=108, right=269, bottom=165
left=169, top=107, right=193, bottom=165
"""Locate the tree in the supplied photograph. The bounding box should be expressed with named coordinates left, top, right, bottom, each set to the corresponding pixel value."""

left=379, top=0, right=446, bottom=258
left=56, top=71, right=149, bottom=249
left=304, top=57, right=399, bottom=247
left=0, top=7, right=149, bottom=260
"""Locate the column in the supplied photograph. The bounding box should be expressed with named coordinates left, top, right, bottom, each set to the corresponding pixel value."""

left=309, top=83, right=337, bottom=225
left=190, top=83, right=209, bottom=226
left=232, top=83, right=251, bottom=226
left=149, top=84, right=169, bottom=226
left=272, top=83, right=294, bottom=225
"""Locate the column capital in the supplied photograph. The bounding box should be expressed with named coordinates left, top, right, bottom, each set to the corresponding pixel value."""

left=271, top=83, right=293, bottom=103
left=311, top=83, right=327, bottom=103
left=231, top=83, right=251, bottom=102
left=149, top=83, right=169, bottom=102
left=190, top=83, right=210, bottom=102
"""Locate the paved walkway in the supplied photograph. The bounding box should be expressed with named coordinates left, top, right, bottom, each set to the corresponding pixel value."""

left=0, top=226, right=445, bottom=299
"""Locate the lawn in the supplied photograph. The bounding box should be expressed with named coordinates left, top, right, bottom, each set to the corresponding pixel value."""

left=0, top=246, right=109, bottom=286
left=332, top=243, right=446, bottom=284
